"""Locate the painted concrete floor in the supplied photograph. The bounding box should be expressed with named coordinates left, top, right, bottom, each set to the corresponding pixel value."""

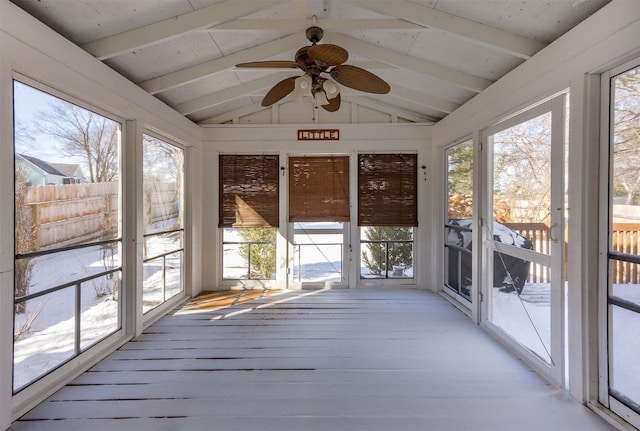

left=9, top=288, right=615, bottom=431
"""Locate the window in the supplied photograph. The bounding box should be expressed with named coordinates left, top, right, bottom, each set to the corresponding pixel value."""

left=292, top=222, right=344, bottom=283
left=602, top=61, right=640, bottom=423
left=360, top=226, right=413, bottom=279
left=219, top=155, right=279, bottom=280
left=289, top=156, right=349, bottom=285
left=142, top=134, right=185, bottom=313
left=444, top=139, right=473, bottom=300
left=13, top=80, right=122, bottom=391
left=358, top=154, right=417, bottom=279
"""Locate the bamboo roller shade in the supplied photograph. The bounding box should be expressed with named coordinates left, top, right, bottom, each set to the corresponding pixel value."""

left=218, top=155, right=279, bottom=228
left=288, top=156, right=350, bottom=222
left=358, top=153, right=418, bottom=227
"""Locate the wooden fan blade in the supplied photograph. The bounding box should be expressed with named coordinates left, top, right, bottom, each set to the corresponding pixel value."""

left=330, top=65, right=390, bottom=94
left=322, top=93, right=341, bottom=112
left=236, top=61, right=298, bottom=68
left=308, top=44, right=348, bottom=66
left=262, top=77, right=297, bottom=107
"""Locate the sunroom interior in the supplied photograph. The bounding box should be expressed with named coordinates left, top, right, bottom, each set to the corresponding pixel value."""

left=1, top=0, right=640, bottom=430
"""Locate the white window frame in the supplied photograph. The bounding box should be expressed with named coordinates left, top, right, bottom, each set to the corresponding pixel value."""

left=11, top=74, right=128, bottom=414
left=598, top=57, right=640, bottom=430
left=140, top=131, right=187, bottom=321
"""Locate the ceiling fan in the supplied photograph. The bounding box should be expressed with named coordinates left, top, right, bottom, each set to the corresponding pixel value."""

left=235, top=25, right=390, bottom=112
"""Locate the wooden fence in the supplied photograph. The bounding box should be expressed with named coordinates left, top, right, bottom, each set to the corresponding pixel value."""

left=24, top=182, right=178, bottom=250
left=504, top=222, right=640, bottom=284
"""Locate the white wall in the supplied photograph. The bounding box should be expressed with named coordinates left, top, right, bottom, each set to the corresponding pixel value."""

left=431, top=0, right=640, bottom=410
left=0, top=1, right=204, bottom=428
left=1, top=0, right=639, bottom=428
left=201, top=123, right=432, bottom=291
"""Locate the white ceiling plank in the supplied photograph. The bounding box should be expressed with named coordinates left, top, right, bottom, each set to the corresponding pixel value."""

left=200, top=102, right=268, bottom=124
left=81, top=0, right=285, bottom=60
left=349, top=0, right=546, bottom=59
left=138, top=33, right=307, bottom=95
left=348, top=97, right=434, bottom=123
left=208, top=18, right=423, bottom=32
left=389, top=85, right=460, bottom=114
left=330, top=34, right=492, bottom=93
left=175, top=73, right=294, bottom=115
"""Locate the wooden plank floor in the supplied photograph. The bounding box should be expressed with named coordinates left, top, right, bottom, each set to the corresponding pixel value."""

left=10, top=288, right=614, bottom=431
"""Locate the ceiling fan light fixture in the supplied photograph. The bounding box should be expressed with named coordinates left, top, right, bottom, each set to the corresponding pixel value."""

left=296, top=74, right=312, bottom=91
left=315, top=90, right=330, bottom=107
left=322, top=79, right=340, bottom=100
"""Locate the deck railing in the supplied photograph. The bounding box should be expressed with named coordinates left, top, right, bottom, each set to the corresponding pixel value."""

left=611, top=223, right=640, bottom=284
left=502, top=222, right=551, bottom=284
left=504, top=222, right=640, bottom=284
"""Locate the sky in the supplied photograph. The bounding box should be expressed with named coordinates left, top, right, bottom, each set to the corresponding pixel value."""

left=13, top=80, right=84, bottom=165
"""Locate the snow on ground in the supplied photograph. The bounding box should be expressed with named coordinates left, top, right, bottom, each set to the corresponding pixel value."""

left=13, top=246, right=122, bottom=389
left=492, top=284, right=551, bottom=363
left=492, top=282, right=640, bottom=404
left=13, top=229, right=181, bottom=390
left=13, top=229, right=640, bottom=408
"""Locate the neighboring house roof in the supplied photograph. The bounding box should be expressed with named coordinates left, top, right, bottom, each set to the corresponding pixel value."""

left=18, top=154, right=67, bottom=177
left=49, top=162, right=83, bottom=178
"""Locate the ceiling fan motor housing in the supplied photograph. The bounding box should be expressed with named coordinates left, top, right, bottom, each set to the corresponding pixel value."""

left=306, top=26, right=324, bottom=43
left=295, top=46, right=315, bottom=70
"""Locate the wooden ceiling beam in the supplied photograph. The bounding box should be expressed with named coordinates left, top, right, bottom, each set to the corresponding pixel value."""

left=200, top=97, right=434, bottom=124
left=329, top=34, right=492, bottom=93
left=138, top=33, right=306, bottom=95
left=200, top=102, right=269, bottom=125
left=81, top=0, right=285, bottom=60
left=207, top=18, right=423, bottom=32
left=389, top=85, right=460, bottom=114
left=175, top=73, right=294, bottom=115
left=349, top=97, right=436, bottom=123
left=350, top=0, right=545, bottom=59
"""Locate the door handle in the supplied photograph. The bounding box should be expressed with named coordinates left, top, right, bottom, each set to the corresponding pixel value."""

left=549, top=223, right=559, bottom=243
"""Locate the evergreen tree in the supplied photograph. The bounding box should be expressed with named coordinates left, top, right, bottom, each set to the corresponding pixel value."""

left=237, top=227, right=276, bottom=279
left=362, top=227, right=412, bottom=276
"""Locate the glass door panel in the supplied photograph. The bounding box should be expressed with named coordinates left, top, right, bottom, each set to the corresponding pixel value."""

left=605, top=63, right=640, bottom=419
left=292, top=222, right=346, bottom=285
left=445, top=139, right=474, bottom=302
left=485, top=96, right=565, bottom=383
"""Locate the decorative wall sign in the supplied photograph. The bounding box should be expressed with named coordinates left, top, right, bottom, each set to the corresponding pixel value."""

left=297, top=129, right=340, bottom=141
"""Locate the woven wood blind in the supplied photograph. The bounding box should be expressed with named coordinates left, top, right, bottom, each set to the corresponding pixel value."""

left=219, top=155, right=279, bottom=228
left=288, top=156, right=350, bottom=222
left=358, top=153, right=418, bottom=227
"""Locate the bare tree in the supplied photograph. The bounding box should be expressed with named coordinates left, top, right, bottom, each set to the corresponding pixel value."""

left=493, top=114, right=552, bottom=224
left=38, top=102, right=119, bottom=183
left=612, top=68, right=640, bottom=204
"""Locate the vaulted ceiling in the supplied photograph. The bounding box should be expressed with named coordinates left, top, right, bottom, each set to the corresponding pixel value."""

left=10, top=0, right=611, bottom=124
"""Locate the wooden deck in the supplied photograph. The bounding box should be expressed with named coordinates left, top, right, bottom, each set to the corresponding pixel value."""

left=10, top=288, right=613, bottom=431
